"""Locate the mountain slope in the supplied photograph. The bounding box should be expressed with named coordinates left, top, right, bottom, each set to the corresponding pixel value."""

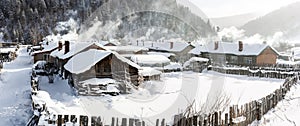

left=211, top=12, right=260, bottom=28
left=79, top=0, right=216, bottom=42
left=241, top=2, right=300, bottom=38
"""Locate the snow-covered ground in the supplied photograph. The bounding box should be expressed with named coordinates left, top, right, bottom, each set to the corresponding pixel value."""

left=0, top=46, right=33, bottom=125
left=36, top=70, right=284, bottom=125
left=251, top=83, right=300, bottom=126
left=0, top=47, right=294, bottom=125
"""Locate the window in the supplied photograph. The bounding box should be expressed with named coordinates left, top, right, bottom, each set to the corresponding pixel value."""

left=230, top=56, right=238, bottom=64
left=43, top=54, right=49, bottom=61
left=244, top=57, right=253, bottom=64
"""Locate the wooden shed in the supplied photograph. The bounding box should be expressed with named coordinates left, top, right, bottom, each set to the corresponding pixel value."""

left=64, top=49, right=141, bottom=90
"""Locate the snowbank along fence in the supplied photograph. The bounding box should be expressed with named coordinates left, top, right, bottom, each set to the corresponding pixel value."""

left=173, top=76, right=298, bottom=126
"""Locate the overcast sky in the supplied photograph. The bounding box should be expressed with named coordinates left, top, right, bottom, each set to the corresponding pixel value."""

left=189, top=0, right=300, bottom=18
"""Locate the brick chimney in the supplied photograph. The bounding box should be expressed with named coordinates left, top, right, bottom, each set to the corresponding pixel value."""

left=58, top=41, right=62, bottom=51
left=214, top=41, right=219, bottom=50
left=238, top=41, right=243, bottom=52
left=64, top=41, right=70, bottom=54
left=170, top=42, right=174, bottom=49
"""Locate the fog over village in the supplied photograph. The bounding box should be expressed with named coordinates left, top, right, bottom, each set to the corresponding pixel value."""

left=1, top=0, right=300, bottom=126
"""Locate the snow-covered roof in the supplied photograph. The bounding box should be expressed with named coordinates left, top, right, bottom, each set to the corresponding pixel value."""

left=105, top=45, right=148, bottom=53
left=64, top=49, right=112, bottom=74
left=189, top=42, right=278, bottom=56
left=183, top=57, right=209, bottom=68
left=188, top=45, right=207, bottom=55
left=31, top=42, right=58, bottom=55
left=135, top=41, right=191, bottom=52
left=139, top=67, right=162, bottom=76
left=164, top=62, right=183, bottom=70
left=60, top=42, right=106, bottom=60
left=64, top=49, right=141, bottom=74
left=79, top=78, right=116, bottom=86
left=50, top=42, right=106, bottom=59
left=131, top=55, right=170, bottom=65
left=147, top=52, right=176, bottom=58
left=99, top=40, right=121, bottom=46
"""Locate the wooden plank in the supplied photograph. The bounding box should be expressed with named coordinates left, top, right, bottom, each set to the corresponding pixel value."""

left=155, top=119, right=159, bottom=126
left=161, top=118, right=165, bottom=126
left=129, top=118, right=134, bottom=126
left=121, top=118, right=127, bottom=126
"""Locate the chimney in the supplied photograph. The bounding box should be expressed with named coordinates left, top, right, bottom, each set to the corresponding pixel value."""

left=214, top=41, right=219, bottom=50
left=142, top=40, right=144, bottom=46
left=238, top=41, right=243, bottom=52
left=58, top=41, right=62, bottom=51
left=136, top=40, right=139, bottom=46
left=64, top=41, right=70, bottom=54
left=170, top=42, right=174, bottom=49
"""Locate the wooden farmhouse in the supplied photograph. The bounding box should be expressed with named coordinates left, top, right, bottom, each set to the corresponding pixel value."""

left=64, top=49, right=141, bottom=90
left=31, top=42, right=58, bottom=63
left=50, top=41, right=107, bottom=78
left=189, top=41, right=279, bottom=66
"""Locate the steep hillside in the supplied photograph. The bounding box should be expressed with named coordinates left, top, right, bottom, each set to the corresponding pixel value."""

left=79, top=0, right=216, bottom=42
left=241, top=2, right=300, bottom=38
left=0, top=0, right=103, bottom=44
left=0, top=0, right=215, bottom=44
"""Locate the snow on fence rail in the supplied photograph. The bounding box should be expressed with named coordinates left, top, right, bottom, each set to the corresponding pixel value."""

left=172, top=76, right=298, bottom=126
left=211, top=66, right=300, bottom=79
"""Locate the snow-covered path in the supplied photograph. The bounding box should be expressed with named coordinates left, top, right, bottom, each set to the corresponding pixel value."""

left=0, top=46, right=32, bottom=125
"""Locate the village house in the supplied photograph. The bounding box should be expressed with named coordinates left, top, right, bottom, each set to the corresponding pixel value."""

left=183, top=57, right=209, bottom=72
left=189, top=41, right=279, bottom=66
left=64, top=49, right=141, bottom=95
left=50, top=41, right=107, bottom=78
left=31, top=42, right=58, bottom=63
left=135, top=40, right=195, bottom=63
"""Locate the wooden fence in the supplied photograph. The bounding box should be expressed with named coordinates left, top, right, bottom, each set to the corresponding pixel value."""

left=211, top=66, right=299, bottom=79
left=28, top=69, right=299, bottom=126
left=173, top=76, right=298, bottom=126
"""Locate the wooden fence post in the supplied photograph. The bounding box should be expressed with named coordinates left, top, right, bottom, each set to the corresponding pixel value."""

left=161, top=118, right=165, bottom=126
left=214, top=112, right=218, bottom=126
left=229, top=107, right=233, bottom=125
left=155, top=119, right=159, bottom=126
left=129, top=118, right=134, bottom=126
left=121, top=118, right=127, bottom=126
left=256, top=101, right=261, bottom=121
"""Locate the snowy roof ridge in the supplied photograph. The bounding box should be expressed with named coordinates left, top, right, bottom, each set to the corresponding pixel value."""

left=135, top=41, right=191, bottom=52
left=189, top=41, right=276, bottom=56
left=50, top=41, right=107, bottom=59
left=104, top=45, right=149, bottom=52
